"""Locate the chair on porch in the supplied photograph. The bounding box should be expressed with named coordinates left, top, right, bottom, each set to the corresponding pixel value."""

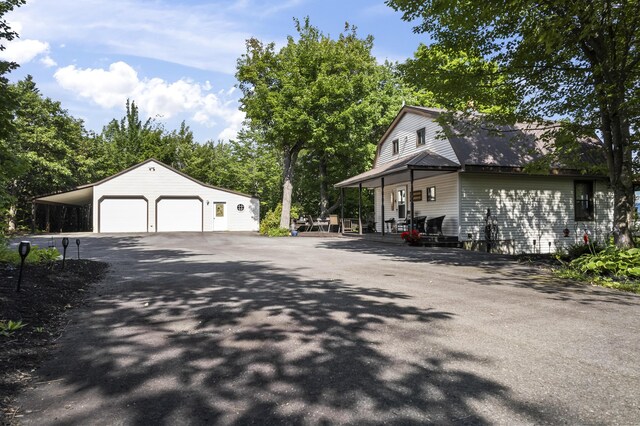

left=425, top=215, right=445, bottom=236
left=342, top=218, right=353, bottom=233
left=328, top=214, right=340, bottom=232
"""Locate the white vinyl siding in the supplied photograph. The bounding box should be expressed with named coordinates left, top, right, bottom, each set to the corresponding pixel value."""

left=99, top=198, right=147, bottom=233
left=92, top=161, right=259, bottom=232
left=458, top=173, right=613, bottom=254
left=374, top=173, right=459, bottom=235
left=376, top=113, right=459, bottom=166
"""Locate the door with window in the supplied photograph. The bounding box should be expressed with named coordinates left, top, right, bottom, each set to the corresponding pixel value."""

left=213, top=202, right=228, bottom=231
left=397, top=188, right=407, bottom=220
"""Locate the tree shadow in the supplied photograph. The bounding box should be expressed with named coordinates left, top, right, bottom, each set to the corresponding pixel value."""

left=317, top=239, right=640, bottom=307
left=17, top=238, right=564, bottom=424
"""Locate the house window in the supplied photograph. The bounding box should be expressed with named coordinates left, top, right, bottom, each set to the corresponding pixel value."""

left=392, top=139, right=399, bottom=155
left=397, top=188, right=407, bottom=219
left=574, top=181, right=594, bottom=221
left=427, top=186, right=436, bottom=202
left=416, top=128, right=426, bottom=146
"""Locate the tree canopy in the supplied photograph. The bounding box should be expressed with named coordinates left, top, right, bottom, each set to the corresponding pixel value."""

left=387, top=0, right=640, bottom=247
left=236, top=18, right=404, bottom=228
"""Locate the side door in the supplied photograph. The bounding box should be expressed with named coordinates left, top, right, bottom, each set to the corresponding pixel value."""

left=213, top=202, right=228, bottom=231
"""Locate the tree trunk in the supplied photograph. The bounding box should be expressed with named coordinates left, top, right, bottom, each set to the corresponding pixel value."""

left=279, top=146, right=301, bottom=229
left=319, top=155, right=329, bottom=218
left=7, top=204, right=17, bottom=233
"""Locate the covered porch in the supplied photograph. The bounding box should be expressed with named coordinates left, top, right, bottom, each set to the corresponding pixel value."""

left=335, top=151, right=461, bottom=239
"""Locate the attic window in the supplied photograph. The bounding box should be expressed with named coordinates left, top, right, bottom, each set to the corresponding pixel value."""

left=416, top=128, right=426, bottom=146
left=392, top=139, right=399, bottom=155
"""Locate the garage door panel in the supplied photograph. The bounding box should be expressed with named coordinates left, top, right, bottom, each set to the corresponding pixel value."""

left=100, top=198, right=148, bottom=233
left=157, top=198, right=202, bottom=232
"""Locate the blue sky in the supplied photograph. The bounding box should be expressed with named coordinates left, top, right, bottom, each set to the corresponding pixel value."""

left=2, top=0, right=428, bottom=143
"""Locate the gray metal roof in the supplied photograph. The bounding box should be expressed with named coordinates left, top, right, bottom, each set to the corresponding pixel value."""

left=335, top=150, right=460, bottom=188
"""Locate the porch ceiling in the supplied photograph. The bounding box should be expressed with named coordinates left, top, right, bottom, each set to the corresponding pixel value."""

left=34, top=186, right=94, bottom=206
left=335, top=150, right=460, bottom=188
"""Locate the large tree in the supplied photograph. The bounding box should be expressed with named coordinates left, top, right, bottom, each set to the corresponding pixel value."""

left=236, top=18, right=403, bottom=228
left=387, top=0, right=640, bottom=247
left=0, top=0, right=26, bottom=234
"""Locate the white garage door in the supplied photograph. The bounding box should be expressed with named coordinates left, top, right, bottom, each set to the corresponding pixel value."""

left=100, top=198, right=148, bottom=233
left=157, top=198, right=202, bottom=232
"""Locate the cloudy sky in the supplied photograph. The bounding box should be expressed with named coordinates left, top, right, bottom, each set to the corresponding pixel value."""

left=2, top=0, right=427, bottom=143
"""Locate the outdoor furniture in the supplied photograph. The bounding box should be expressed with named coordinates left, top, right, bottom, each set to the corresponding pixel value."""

left=425, top=215, right=445, bottom=235
left=414, top=215, right=427, bottom=233
left=342, top=218, right=353, bottom=233
left=385, top=218, right=396, bottom=233
left=328, top=215, right=339, bottom=232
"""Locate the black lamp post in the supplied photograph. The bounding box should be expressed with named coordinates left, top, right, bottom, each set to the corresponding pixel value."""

left=62, top=237, right=69, bottom=269
left=76, top=239, right=81, bottom=259
left=16, top=241, right=31, bottom=292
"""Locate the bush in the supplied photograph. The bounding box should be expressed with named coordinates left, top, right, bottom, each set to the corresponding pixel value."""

left=563, top=241, right=604, bottom=260
left=259, top=204, right=301, bottom=237
left=570, top=246, right=640, bottom=278
left=0, top=244, right=60, bottom=265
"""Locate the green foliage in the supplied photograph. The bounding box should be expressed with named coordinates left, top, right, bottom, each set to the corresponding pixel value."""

left=563, top=242, right=605, bottom=260
left=237, top=18, right=405, bottom=226
left=0, top=320, right=26, bottom=337
left=260, top=204, right=301, bottom=236
left=570, top=247, right=640, bottom=278
left=0, top=244, right=59, bottom=265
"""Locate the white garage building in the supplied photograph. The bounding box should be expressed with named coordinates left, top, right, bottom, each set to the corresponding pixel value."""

left=35, top=159, right=260, bottom=233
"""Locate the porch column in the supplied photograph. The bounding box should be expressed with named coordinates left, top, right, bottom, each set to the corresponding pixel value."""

left=340, top=187, right=345, bottom=233
left=381, top=177, right=385, bottom=236
left=410, top=168, right=414, bottom=231
left=31, top=202, right=36, bottom=233
left=358, top=182, right=363, bottom=235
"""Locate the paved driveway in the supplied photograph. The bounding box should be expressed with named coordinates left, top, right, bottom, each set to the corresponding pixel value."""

left=14, top=233, right=640, bottom=424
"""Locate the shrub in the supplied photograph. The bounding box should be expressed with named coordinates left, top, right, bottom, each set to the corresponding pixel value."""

left=570, top=246, right=640, bottom=278
left=563, top=241, right=604, bottom=260
left=400, top=229, right=421, bottom=244
left=259, top=204, right=301, bottom=237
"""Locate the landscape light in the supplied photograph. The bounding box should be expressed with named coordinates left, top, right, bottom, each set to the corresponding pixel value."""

left=62, top=237, right=69, bottom=269
left=16, top=241, right=31, bottom=292
left=76, top=239, right=81, bottom=259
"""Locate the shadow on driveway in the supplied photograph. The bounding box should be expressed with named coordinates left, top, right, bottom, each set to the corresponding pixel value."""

left=18, top=236, right=561, bottom=424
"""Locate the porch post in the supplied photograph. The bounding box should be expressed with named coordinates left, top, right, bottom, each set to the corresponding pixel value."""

left=31, top=202, right=36, bottom=234
left=46, top=205, right=50, bottom=233
left=340, top=187, right=345, bottom=233
left=358, top=182, right=363, bottom=235
left=410, top=168, right=414, bottom=231
left=381, top=177, right=385, bottom=236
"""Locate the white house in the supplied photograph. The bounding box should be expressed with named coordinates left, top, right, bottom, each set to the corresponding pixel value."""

left=336, top=106, right=613, bottom=254
left=35, top=159, right=260, bottom=233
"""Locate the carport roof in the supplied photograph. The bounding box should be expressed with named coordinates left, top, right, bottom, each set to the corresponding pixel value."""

left=34, top=158, right=257, bottom=206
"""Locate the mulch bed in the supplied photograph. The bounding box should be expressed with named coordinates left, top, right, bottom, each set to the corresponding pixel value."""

left=0, top=259, right=108, bottom=424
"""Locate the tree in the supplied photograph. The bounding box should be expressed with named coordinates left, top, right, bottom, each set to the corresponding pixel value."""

left=387, top=0, right=640, bottom=247
left=0, top=0, right=26, bottom=234
left=236, top=18, right=404, bottom=229
left=6, top=76, right=91, bottom=231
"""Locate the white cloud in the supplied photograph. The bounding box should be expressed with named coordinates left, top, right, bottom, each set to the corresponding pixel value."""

left=54, top=61, right=243, bottom=140
left=40, top=55, right=57, bottom=67
left=0, top=38, right=51, bottom=64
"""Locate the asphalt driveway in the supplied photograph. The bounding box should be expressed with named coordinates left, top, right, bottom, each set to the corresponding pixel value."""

left=13, top=233, right=640, bottom=424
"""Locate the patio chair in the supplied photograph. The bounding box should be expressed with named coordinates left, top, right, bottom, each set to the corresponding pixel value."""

left=342, top=218, right=353, bottom=233
left=329, top=214, right=339, bottom=232
left=425, top=215, right=445, bottom=236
